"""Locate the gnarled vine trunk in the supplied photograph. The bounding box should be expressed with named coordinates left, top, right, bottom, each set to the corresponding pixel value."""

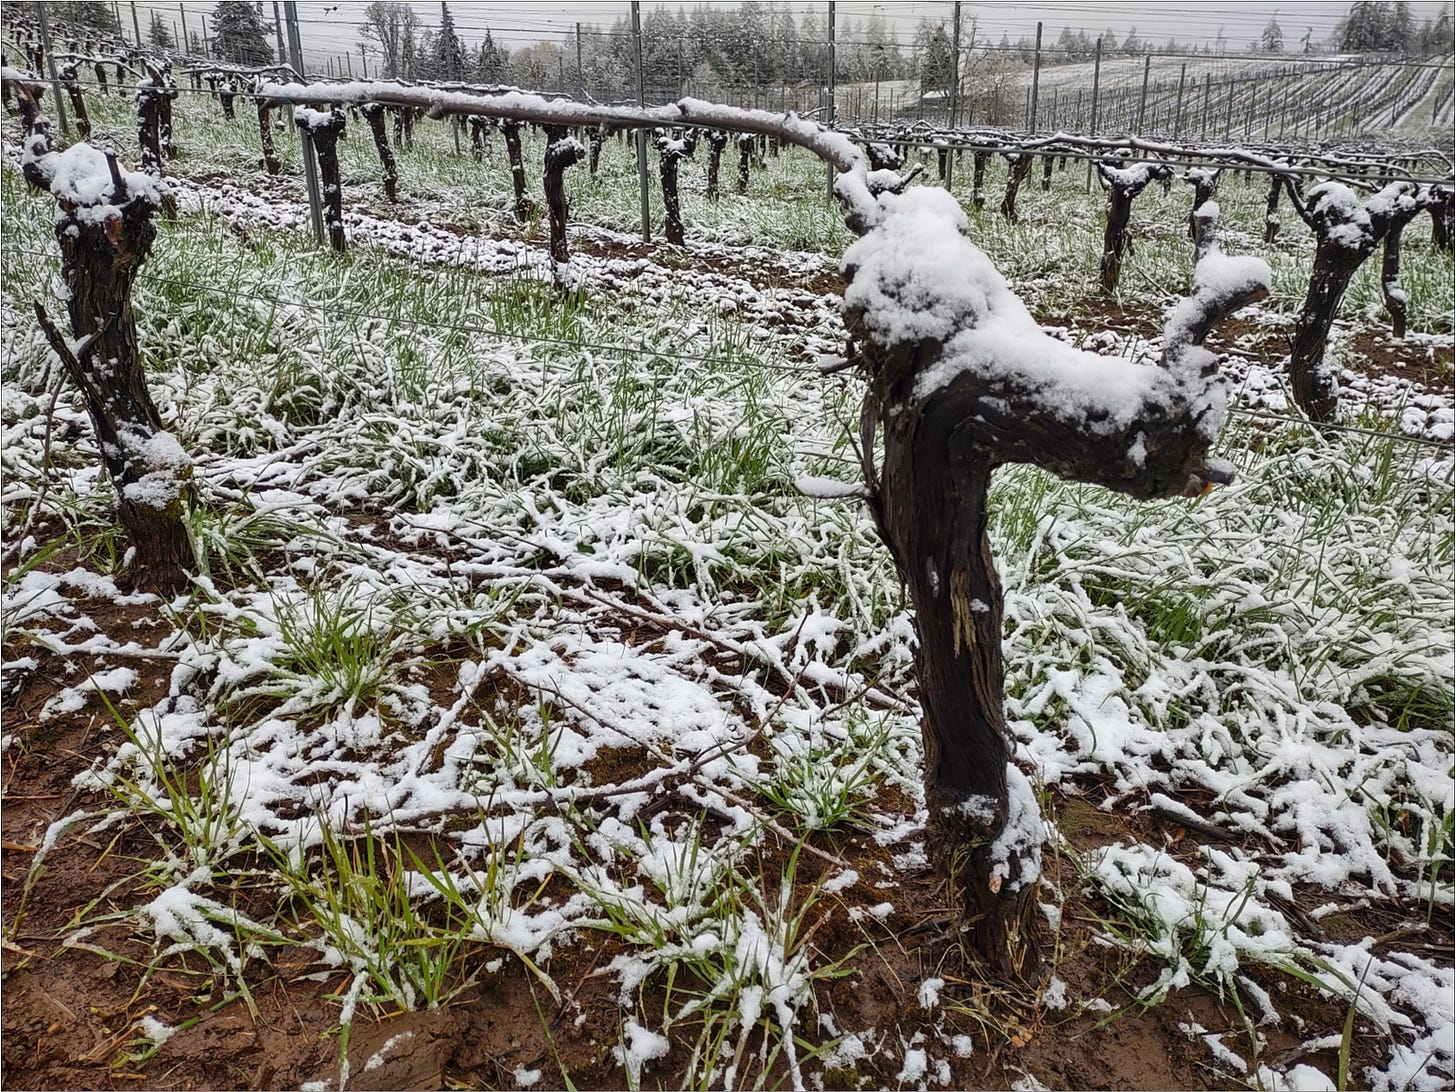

left=972, top=151, right=989, bottom=208
left=1098, top=162, right=1170, bottom=293
left=297, top=107, right=347, bottom=253
left=543, top=125, right=585, bottom=262
left=1264, top=173, right=1282, bottom=243
left=136, top=77, right=163, bottom=174
left=1285, top=179, right=1431, bottom=422
left=705, top=130, right=728, bottom=200
left=503, top=118, right=532, bottom=221
left=847, top=186, right=1267, bottom=978
left=258, top=101, right=281, bottom=175
left=1185, top=167, right=1221, bottom=240
left=1430, top=186, right=1453, bottom=252
left=656, top=131, right=696, bottom=245
left=5, top=80, right=197, bottom=596
left=589, top=126, right=605, bottom=175
left=361, top=102, right=397, bottom=199
left=1000, top=153, right=1034, bottom=222
left=58, top=62, right=90, bottom=139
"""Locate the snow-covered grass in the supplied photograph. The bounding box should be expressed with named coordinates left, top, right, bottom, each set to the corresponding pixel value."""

left=2, top=103, right=1453, bottom=1090
left=59, top=79, right=1455, bottom=339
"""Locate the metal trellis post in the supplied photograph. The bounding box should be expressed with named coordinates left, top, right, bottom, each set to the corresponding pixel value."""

left=283, top=0, right=325, bottom=248
left=34, top=2, right=70, bottom=136
left=1136, top=54, right=1150, bottom=134
left=272, top=0, right=285, bottom=66
left=632, top=0, right=651, bottom=242
left=1029, top=21, right=1042, bottom=132
left=1085, top=37, right=1102, bottom=192
left=826, top=0, right=836, bottom=201
left=1174, top=62, right=1187, bottom=135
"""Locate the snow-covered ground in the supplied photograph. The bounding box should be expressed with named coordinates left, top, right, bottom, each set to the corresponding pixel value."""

left=1, top=88, right=1452, bottom=1090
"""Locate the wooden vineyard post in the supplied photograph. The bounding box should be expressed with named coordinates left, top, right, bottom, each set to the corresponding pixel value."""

left=295, top=106, right=347, bottom=253
left=361, top=102, right=396, bottom=198
left=1041, top=151, right=1054, bottom=191
left=258, top=98, right=281, bottom=175
left=1381, top=216, right=1411, bottom=340
left=847, top=185, right=1268, bottom=979
left=542, top=124, right=585, bottom=263
left=705, top=129, right=727, bottom=200
left=1282, top=179, right=1434, bottom=421
left=1000, top=151, right=1034, bottom=222
left=502, top=118, right=532, bottom=221
left=1185, top=167, right=1221, bottom=240
left=1096, top=160, right=1171, bottom=293
left=5, top=81, right=197, bottom=596
left=655, top=130, right=696, bottom=245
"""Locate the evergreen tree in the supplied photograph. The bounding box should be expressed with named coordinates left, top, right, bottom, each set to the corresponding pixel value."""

left=211, top=1, right=273, bottom=65
left=1424, top=9, right=1453, bottom=53
left=1389, top=1, right=1414, bottom=51
left=429, top=1, right=467, bottom=81
left=46, top=2, right=119, bottom=36
left=148, top=11, right=173, bottom=49
left=1261, top=16, right=1284, bottom=52
left=915, top=20, right=953, bottom=100
left=475, top=29, right=510, bottom=83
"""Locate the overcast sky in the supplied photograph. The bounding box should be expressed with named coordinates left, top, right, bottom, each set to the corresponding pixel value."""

left=127, top=1, right=1455, bottom=71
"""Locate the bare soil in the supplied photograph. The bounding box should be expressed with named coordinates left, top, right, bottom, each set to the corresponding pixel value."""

left=4, top=555, right=1438, bottom=1091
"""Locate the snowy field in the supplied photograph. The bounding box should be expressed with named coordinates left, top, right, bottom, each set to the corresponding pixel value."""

left=1, top=83, right=1453, bottom=1091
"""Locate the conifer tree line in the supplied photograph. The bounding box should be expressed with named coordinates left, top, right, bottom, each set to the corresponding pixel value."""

left=355, top=0, right=1452, bottom=105
left=32, top=0, right=1452, bottom=100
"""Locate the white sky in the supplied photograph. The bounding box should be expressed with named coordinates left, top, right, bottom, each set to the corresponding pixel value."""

left=125, top=1, right=1455, bottom=71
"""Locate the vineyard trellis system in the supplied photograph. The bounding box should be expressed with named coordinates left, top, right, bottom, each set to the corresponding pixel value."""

left=1, top=20, right=1452, bottom=1006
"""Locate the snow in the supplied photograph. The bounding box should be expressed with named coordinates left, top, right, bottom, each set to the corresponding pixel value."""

left=896, top=1046, right=928, bottom=1082
left=0, top=99, right=1451, bottom=1092
left=24, top=140, right=164, bottom=217
left=1308, top=181, right=1374, bottom=250
left=987, top=763, right=1044, bottom=892
left=614, top=1020, right=669, bottom=1087
left=136, top=1016, right=177, bottom=1047
left=843, top=184, right=1269, bottom=450
left=362, top=1031, right=413, bottom=1072
left=794, top=474, right=863, bottom=499
left=292, top=106, right=341, bottom=133
left=917, top=977, right=944, bottom=1008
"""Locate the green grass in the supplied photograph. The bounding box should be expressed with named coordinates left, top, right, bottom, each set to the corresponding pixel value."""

left=2, top=90, right=1452, bottom=1090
